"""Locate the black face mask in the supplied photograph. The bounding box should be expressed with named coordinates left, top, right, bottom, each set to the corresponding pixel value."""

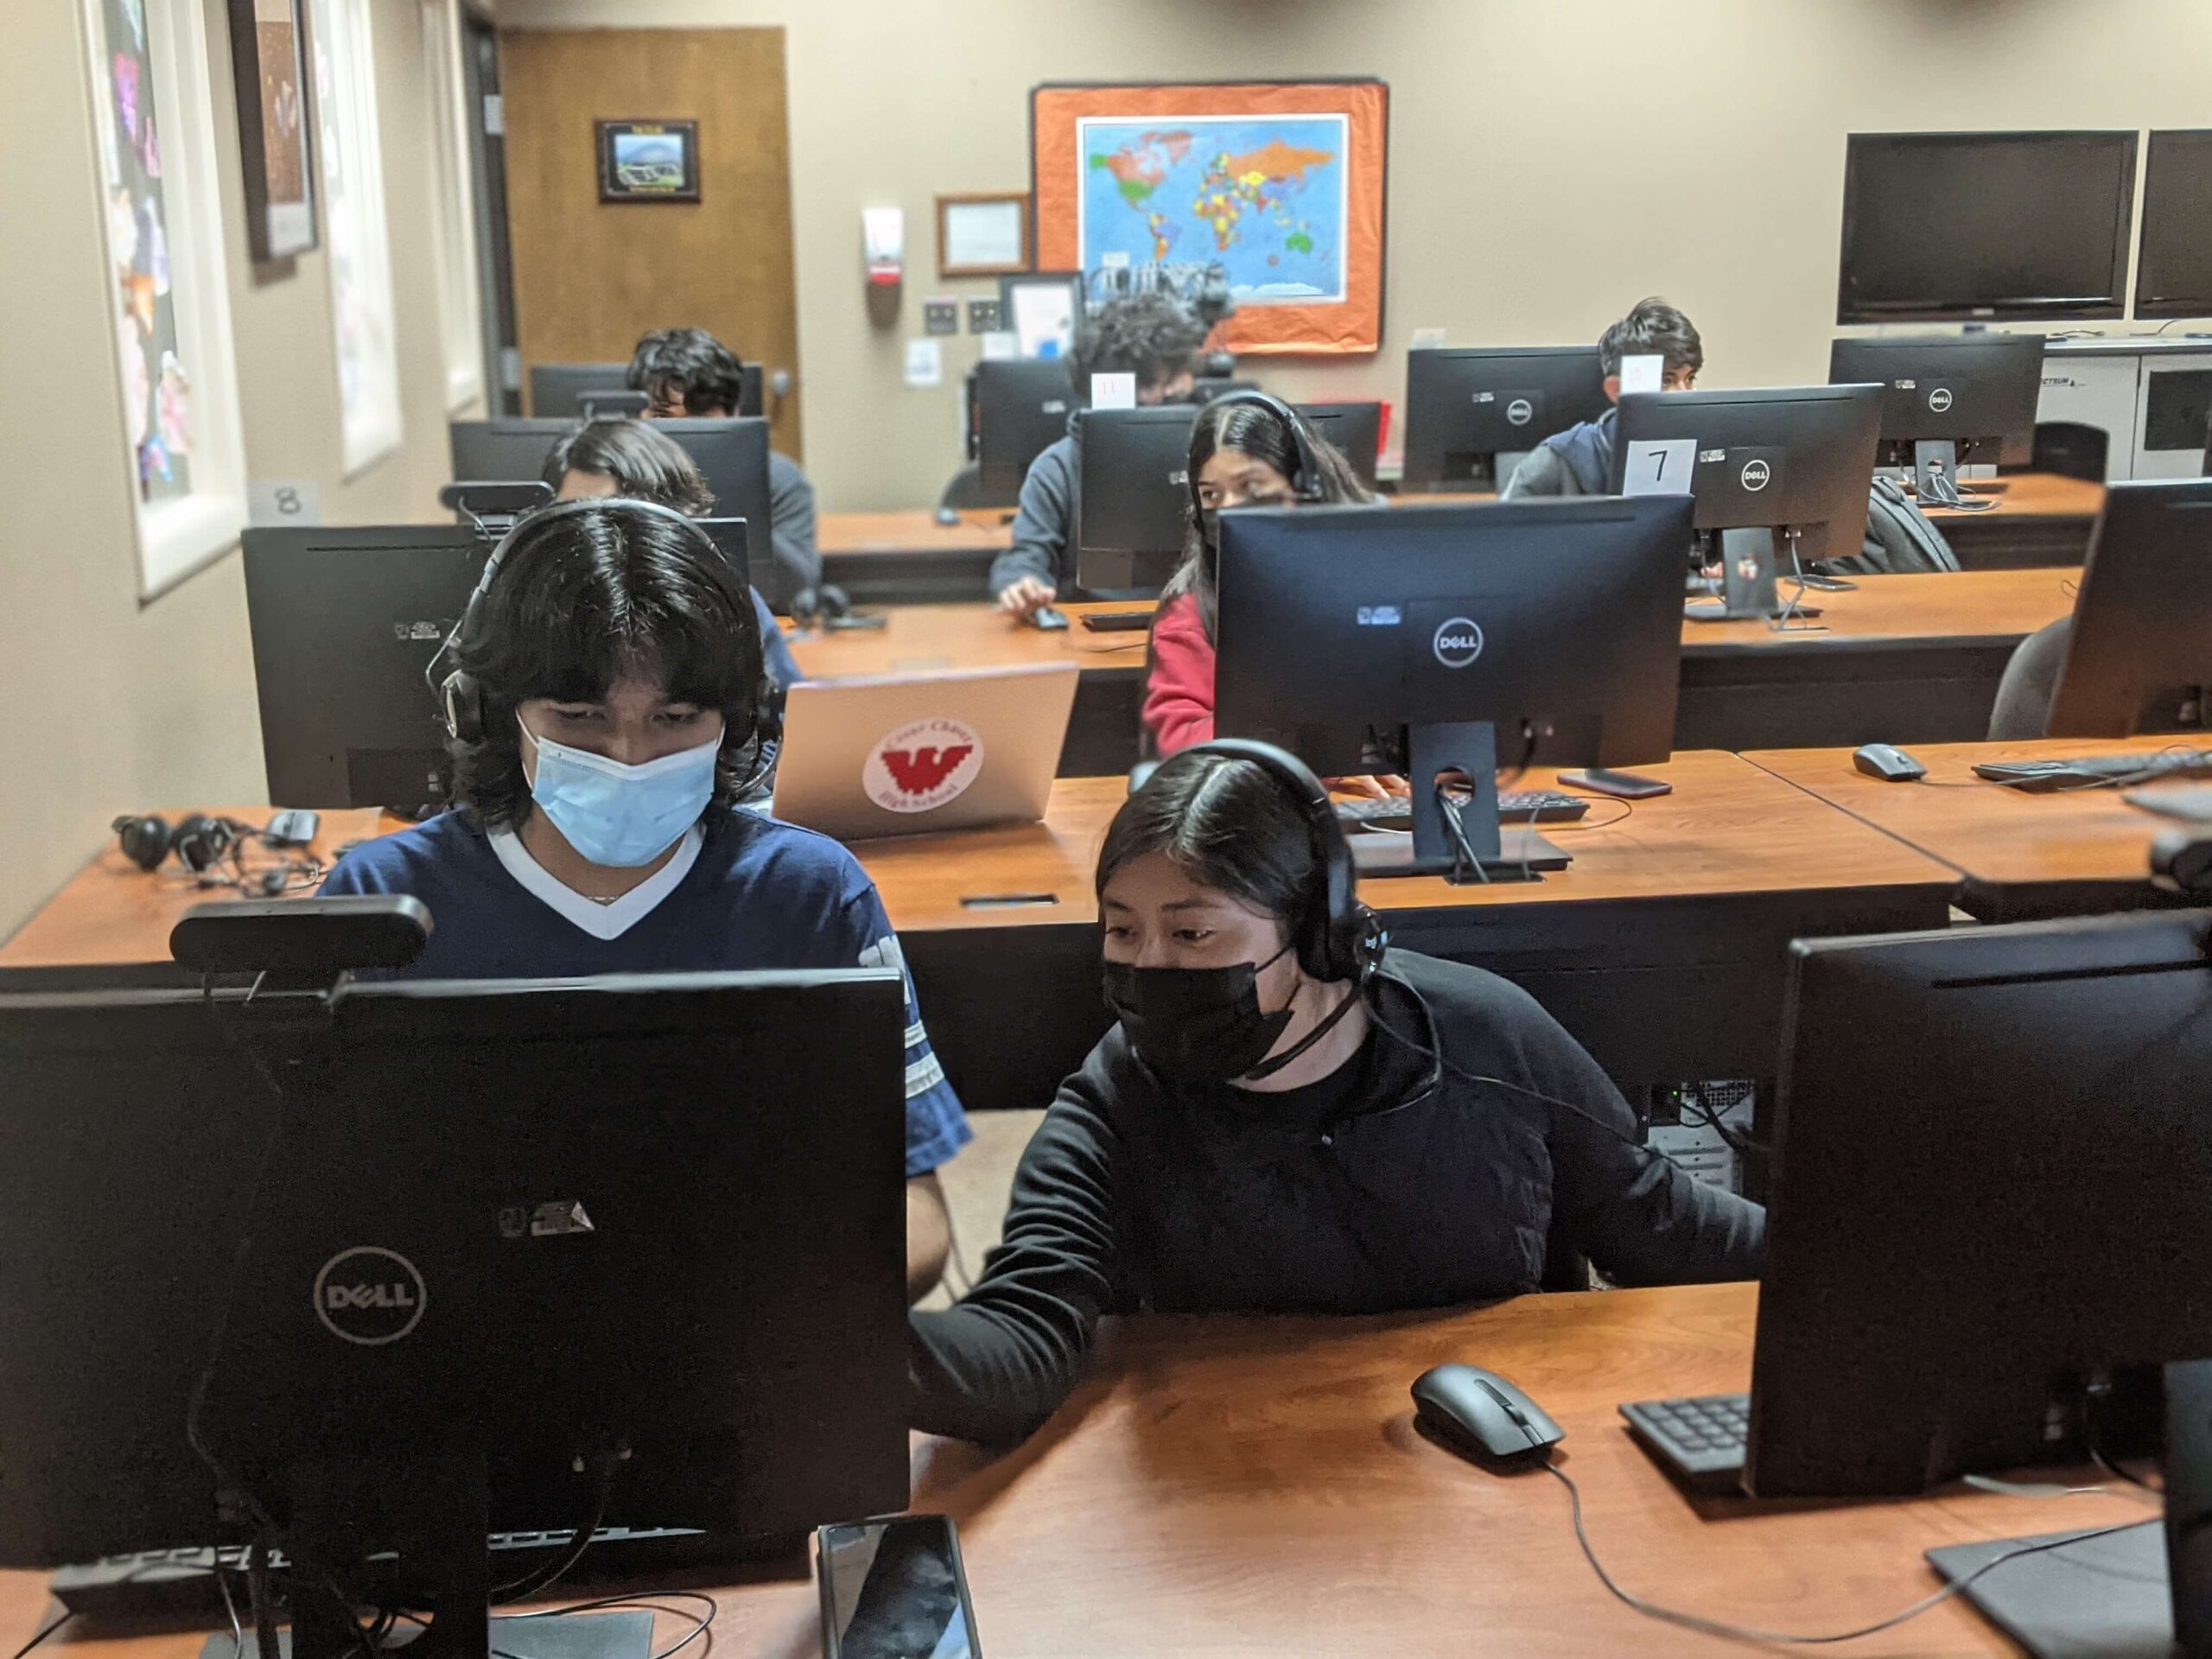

left=1103, top=941, right=1361, bottom=1085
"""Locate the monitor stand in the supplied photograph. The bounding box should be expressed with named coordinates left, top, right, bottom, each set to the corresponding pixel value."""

left=1911, top=440, right=1999, bottom=512
left=1349, top=721, right=1570, bottom=885
left=1683, top=529, right=1826, bottom=632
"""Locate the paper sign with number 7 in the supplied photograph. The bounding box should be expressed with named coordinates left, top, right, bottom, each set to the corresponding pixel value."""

left=1620, top=438, right=1696, bottom=497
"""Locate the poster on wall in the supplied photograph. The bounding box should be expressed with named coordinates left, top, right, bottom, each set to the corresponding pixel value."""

left=1030, top=79, right=1389, bottom=356
left=598, top=120, right=701, bottom=202
left=228, top=0, right=318, bottom=260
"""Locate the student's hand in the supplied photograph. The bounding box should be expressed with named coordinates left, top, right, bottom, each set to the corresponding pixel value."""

left=1327, top=774, right=1402, bottom=799
left=998, top=576, right=1058, bottom=620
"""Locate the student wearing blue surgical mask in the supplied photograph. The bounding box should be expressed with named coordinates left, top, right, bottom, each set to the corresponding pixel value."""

left=320, top=499, right=970, bottom=1300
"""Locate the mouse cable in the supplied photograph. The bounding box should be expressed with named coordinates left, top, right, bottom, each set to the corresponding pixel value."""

left=1367, top=1007, right=1719, bottom=1191
left=1544, top=1460, right=2145, bottom=1646
left=9, top=1612, right=74, bottom=1659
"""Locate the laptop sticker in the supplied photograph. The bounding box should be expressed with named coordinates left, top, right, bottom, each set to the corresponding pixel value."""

left=865, top=716, right=987, bottom=813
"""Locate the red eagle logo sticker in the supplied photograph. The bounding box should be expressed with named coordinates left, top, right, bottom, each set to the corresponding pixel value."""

left=864, top=717, right=986, bottom=813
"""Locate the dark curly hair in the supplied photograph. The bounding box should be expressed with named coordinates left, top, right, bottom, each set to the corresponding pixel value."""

left=626, top=327, right=745, bottom=416
left=1071, top=294, right=1209, bottom=397
left=541, top=417, right=715, bottom=514
left=1599, top=296, right=1703, bottom=382
left=448, top=500, right=768, bottom=830
left=1156, top=398, right=1374, bottom=643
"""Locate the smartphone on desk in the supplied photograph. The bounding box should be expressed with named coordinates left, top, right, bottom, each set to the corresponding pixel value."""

left=818, top=1514, right=981, bottom=1659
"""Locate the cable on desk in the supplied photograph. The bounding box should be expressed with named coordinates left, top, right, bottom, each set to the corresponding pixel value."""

left=1545, top=1459, right=2145, bottom=1646
left=9, top=1611, right=75, bottom=1659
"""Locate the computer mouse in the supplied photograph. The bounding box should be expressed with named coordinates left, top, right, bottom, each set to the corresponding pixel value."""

left=1410, top=1364, right=1564, bottom=1465
left=1028, top=606, right=1071, bottom=632
left=933, top=505, right=962, bottom=526
left=1853, top=742, right=1927, bottom=782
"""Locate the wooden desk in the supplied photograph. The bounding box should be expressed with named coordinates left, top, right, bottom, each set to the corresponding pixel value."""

left=791, top=571, right=2081, bottom=777
left=1926, top=471, right=2106, bottom=569
left=0, top=1282, right=2145, bottom=1656
left=1746, top=734, right=2202, bottom=922
left=815, top=509, right=1012, bottom=606
left=0, top=757, right=1957, bottom=1121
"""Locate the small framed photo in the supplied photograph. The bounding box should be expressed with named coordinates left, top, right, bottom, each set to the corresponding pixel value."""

left=228, top=0, right=319, bottom=261
left=937, top=193, right=1032, bottom=278
left=597, top=120, right=701, bottom=203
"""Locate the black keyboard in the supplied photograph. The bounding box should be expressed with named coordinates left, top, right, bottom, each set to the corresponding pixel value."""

left=1974, top=749, right=2212, bottom=792
left=1618, top=1392, right=1750, bottom=1495
left=50, top=1527, right=720, bottom=1626
left=1334, top=791, right=1592, bottom=830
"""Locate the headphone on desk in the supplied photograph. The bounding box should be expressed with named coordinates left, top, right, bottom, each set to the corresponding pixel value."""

left=1202, top=391, right=1326, bottom=503
left=111, top=814, right=323, bottom=895
left=1178, top=739, right=1384, bottom=985
left=430, top=497, right=783, bottom=793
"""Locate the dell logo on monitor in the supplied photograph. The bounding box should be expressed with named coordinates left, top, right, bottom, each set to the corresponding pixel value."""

left=1433, top=617, right=1485, bottom=668
left=314, top=1246, right=428, bottom=1346
left=1504, top=398, right=1535, bottom=427
left=1927, top=386, right=1954, bottom=413
left=1739, top=458, right=1772, bottom=492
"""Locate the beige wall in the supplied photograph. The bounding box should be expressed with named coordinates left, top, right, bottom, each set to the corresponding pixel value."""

left=503, top=0, right=2212, bottom=511
left=0, top=0, right=480, bottom=943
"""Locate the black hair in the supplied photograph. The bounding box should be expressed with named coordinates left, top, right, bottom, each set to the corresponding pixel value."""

left=1071, top=293, right=1210, bottom=396
left=626, top=327, right=745, bottom=416
left=1155, top=398, right=1375, bottom=643
left=1096, top=750, right=1323, bottom=943
left=449, top=501, right=767, bottom=830
left=1599, top=296, right=1703, bottom=381
left=541, top=417, right=715, bottom=514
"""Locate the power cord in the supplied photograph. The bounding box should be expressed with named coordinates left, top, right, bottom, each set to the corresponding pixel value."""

left=8, top=1612, right=75, bottom=1659
left=492, top=1446, right=627, bottom=1605
left=1544, top=1459, right=2142, bottom=1646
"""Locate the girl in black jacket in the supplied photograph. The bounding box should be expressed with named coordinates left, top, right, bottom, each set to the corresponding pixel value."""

left=908, top=743, right=1765, bottom=1446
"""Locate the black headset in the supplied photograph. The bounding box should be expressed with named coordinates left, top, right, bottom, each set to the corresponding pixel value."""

left=111, top=813, right=246, bottom=874
left=431, top=496, right=783, bottom=791
left=1178, top=739, right=1384, bottom=985
left=1202, top=390, right=1325, bottom=502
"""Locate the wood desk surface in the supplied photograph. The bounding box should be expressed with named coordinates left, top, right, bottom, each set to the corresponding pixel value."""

left=0, top=1282, right=2147, bottom=1657
left=1745, top=734, right=2198, bottom=891
left=790, top=569, right=2079, bottom=683
left=813, top=508, right=1012, bottom=557
left=1923, top=470, right=2106, bottom=520
left=0, top=754, right=1957, bottom=966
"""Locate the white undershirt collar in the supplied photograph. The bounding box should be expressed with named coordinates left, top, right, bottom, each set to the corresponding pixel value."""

left=486, top=824, right=703, bottom=941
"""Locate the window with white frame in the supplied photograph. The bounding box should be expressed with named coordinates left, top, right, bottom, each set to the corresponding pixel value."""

left=311, top=0, right=404, bottom=473
left=420, top=0, right=483, bottom=410
left=81, top=0, right=250, bottom=597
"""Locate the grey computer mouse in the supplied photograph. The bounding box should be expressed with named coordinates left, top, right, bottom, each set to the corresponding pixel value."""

left=1411, top=1364, right=1564, bottom=1465
left=1853, top=742, right=1927, bottom=782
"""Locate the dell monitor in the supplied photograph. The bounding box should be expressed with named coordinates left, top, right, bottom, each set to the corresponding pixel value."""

left=975, top=358, right=1077, bottom=498
left=1401, top=346, right=1608, bottom=491
left=244, top=518, right=751, bottom=812
left=0, top=958, right=912, bottom=1659
left=450, top=416, right=777, bottom=604
left=533, top=359, right=764, bottom=418
left=1213, top=496, right=1694, bottom=880
left=2138, top=130, right=2212, bottom=321
left=1295, top=401, right=1383, bottom=491
left=1074, top=404, right=1200, bottom=594
left=1827, top=334, right=2045, bottom=508
left=2046, top=478, right=2212, bottom=738
left=1836, top=130, right=2138, bottom=323
left=1611, top=383, right=1883, bottom=621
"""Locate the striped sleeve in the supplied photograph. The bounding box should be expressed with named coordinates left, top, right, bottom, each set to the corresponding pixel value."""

left=852, top=901, right=973, bottom=1179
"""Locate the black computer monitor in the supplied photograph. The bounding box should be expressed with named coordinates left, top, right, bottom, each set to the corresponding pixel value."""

left=1744, top=908, right=2212, bottom=1498
left=1295, top=401, right=1383, bottom=491
left=2046, top=479, right=2212, bottom=738
left=1611, top=384, right=1883, bottom=620
left=975, top=359, right=1076, bottom=498
left=1213, top=496, right=1694, bottom=880
left=450, top=416, right=776, bottom=603
left=532, top=359, right=765, bottom=418
left=2138, top=130, right=2212, bottom=320
left=1401, top=346, right=1609, bottom=491
left=0, top=959, right=911, bottom=1654
left=1827, top=334, right=2045, bottom=506
left=244, top=518, right=751, bottom=811
left=1074, top=405, right=1199, bottom=594
left=1836, top=130, right=2138, bottom=324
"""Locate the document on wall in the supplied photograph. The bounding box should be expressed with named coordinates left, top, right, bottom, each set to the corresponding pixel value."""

left=905, top=337, right=944, bottom=390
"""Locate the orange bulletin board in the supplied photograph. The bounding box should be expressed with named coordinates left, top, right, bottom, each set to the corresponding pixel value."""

left=1031, top=80, right=1389, bottom=356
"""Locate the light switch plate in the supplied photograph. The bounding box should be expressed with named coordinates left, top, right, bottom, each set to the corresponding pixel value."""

left=923, top=296, right=959, bottom=336
left=968, top=297, right=1002, bottom=334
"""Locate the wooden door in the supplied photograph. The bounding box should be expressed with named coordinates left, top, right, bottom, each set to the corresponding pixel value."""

left=498, top=27, right=802, bottom=458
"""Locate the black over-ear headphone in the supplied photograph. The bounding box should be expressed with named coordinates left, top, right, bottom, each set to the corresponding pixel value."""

left=111, top=814, right=247, bottom=873
left=1204, top=390, right=1325, bottom=502
left=430, top=496, right=784, bottom=791
left=1179, top=738, right=1384, bottom=984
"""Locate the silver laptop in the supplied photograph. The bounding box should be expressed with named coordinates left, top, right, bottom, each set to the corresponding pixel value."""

left=771, top=663, right=1079, bottom=840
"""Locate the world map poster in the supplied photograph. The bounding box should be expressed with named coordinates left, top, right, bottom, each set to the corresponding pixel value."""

left=1033, top=81, right=1389, bottom=356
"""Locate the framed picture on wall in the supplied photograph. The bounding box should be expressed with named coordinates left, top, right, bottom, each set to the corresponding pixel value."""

left=1031, top=79, right=1389, bottom=356
left=597, top=119, right=701, bottom=202
left=936, top=193, right=1031, bottom=277
left=227, top=0, right=318, bottom=260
